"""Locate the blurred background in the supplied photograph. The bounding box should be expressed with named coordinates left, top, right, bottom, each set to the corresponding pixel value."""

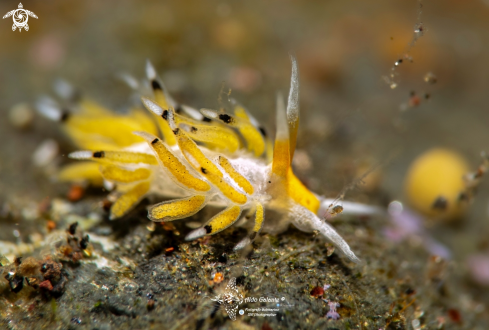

left=1, top=0, right=489, bottom=291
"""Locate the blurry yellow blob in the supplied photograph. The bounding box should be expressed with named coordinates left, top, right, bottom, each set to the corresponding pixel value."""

left=404, top=148, right=469, bottom=221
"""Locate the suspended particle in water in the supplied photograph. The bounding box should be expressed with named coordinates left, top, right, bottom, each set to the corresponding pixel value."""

left=408, top=91, right=421, bottom=107
left=424, top=72, right=437, bottom=84
left=414, top=23, right=425, bottom=37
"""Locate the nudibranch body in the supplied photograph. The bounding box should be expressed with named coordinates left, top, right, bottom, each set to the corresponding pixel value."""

left=37, top=57, right=378, bottom=262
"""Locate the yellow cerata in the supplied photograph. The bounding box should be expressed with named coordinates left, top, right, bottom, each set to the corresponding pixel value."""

left=37, top=57, right=379, bottom=262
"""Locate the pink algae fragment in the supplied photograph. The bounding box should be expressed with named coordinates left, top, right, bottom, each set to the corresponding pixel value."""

left=326, top=301, right=340, bottom=320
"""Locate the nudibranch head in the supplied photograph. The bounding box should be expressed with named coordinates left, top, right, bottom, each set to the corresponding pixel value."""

left=37, top=56, right=380, bottom=262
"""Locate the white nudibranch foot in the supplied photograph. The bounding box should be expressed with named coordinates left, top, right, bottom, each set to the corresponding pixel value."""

left=36, top=56, right=380, bottom=262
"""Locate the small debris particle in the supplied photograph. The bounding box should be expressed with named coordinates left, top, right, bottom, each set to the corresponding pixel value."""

left=19, top=257, right=40, bottom=276
left=330, top=205, right=343, bottom=216
left=165, top=247, right=174, bottom=254
left=0, top=256, right=10, bottom=267
left=9, top=103, right=34, bottom=129
left=424, top=72, right=437, bottom=84
left=218, top=253, right=228, bottom=263
left=447, top=308, right=462, bottom=323
left=26, top=277, right=39, bottom=288
left=38, top=197, right=52, bottom=215
left=161, top=223, right=176, bottom=231
left=82, top=248, right=92, bottom=258
left=80, top=235, right=90, bottom=250
left=213, top=272, right=224, bottom=283
left=14, top=256, right=22, bottom=266
left=405, top=288, right=416, bottom=295
left=437, top=316, right=446, bottom=328
left=6, top=273, right=24, bottom=293
left=70, top=317, right=82, bottom=325
left=408, top=93, right=421, bottom=107
left=414, top=24, right=424, bottom=36
left=59, top=245, right=73, bottom=257
left=32, top=139, right=59, bottom=167
left=47, top=220, right=56, bottom=232
left=146, top=221, right=156, bottom=232
left=101, top=198, right=113, bottom=211
left=51, top=273, right=68, bottom=296
left=68, top=222, right=78, bottom=235
left=310, top=286, right=324, bottom=298
left=67, top=184, right=85, bottom=202
left=28, top=302, right=37, bottom=312
left=325, top=243, right=335, bottom=257
left=39, top=280, right=54, bottom=291
left=426, top=255, right=447, bottom=282
left=71, top=252, right=83, bottom=263
left=41, top=259, right=62, bottom=280
left=326, top=301, right=340, bottom=320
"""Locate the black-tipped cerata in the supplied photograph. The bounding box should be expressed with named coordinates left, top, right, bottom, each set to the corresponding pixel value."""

left=60, top=110, right=70, bottom=122
left=151, top=80, right=162, bottom=91
left=204, top=225, right=212, bottom=234
left=93, top=151, right=105, bottom=158
left=218, top=114, right=233, bottom=124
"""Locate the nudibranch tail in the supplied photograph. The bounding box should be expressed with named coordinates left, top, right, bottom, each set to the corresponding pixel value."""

left=290, top=204, right=361, bottom=263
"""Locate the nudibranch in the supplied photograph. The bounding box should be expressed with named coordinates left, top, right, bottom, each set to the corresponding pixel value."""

left=37, top=57, right=378, bottom=262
